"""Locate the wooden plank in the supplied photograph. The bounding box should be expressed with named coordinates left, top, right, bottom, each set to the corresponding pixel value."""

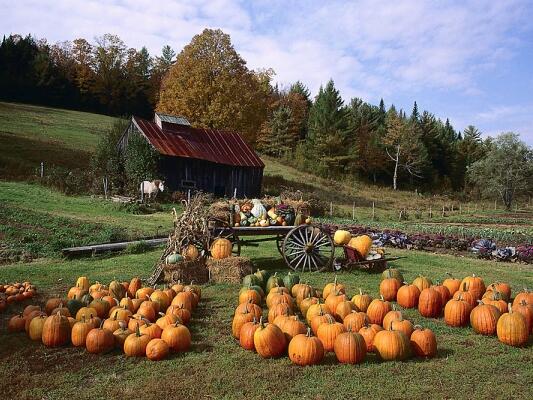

left=62, top=238, right=168, bottom=256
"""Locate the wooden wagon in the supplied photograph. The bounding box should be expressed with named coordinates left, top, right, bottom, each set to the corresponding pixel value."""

left=208, top=220, right=401, bottom=273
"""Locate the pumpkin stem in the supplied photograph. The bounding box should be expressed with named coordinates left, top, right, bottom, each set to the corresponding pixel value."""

left=135, top=322, right=141, bottom=336
left=259, top=316, right=265, bottom=328
left=306, top=327, right=312, bottom=337
left=508, top=303, right=513, bottom=314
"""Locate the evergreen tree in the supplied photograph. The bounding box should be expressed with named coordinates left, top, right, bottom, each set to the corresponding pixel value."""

left=410, top=101, right=419, bottom=122
left=306, top=80, right=352, bottom=176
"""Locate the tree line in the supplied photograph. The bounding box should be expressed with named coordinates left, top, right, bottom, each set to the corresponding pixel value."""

left=2, top=30, right=531, bottom=201
left=0, top=33, right=175, bottom=117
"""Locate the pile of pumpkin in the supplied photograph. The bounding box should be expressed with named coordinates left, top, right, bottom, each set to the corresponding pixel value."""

left=232, top=271, right=437, bottom=365
left=0, top=281, right=37, bottom=312
left=379, top=269, right=532, bottom=347
left=7, top=277, right=198, bottom=361
left=333, top=232, right=384, bottom=261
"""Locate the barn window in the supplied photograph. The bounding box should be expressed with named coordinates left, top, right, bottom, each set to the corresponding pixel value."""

left=181, top=180, right=196, bottom=189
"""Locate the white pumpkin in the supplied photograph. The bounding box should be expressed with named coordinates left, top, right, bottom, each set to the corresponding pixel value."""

left=251, top=199, right=266, bottom=218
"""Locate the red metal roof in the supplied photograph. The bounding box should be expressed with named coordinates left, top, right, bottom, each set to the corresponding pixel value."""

left=132, top=116, right=264, bottom=168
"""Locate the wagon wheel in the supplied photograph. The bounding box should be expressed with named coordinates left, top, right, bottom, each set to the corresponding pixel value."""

left=282, top=225, right=334, bottom=272
left=208, top=218, right=241, bottom=257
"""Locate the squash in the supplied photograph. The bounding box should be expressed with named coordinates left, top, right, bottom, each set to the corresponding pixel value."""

left=165, top=253, right=184, bottom=264
left=347, top=235, right=373, bottom=258
left=333, top=230, right=351, bottom=245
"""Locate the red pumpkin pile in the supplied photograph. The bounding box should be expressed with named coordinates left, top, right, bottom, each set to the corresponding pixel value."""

left=379, top=270, right=531, bottom=348
left=233, top=273, right=437, bottom=365
left=7, top=276, right=199, bottom=360
left=0, top=281, right=37, bottom=312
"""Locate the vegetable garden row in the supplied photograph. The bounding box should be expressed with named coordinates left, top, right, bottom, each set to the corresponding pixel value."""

left=323, top=224, right=533, bottom=263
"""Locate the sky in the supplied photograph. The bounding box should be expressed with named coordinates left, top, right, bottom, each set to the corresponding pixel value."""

left=3, top=0, right=533, bottom=144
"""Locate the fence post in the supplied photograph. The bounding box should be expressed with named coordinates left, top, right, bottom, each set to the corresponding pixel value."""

left=330, top=202, right=333, bottom=218
left=234, top=187, right=237, bottom=198
left=372, top=201, right=375, bottom=221
left=188, top=189, right=191, bottom=204
left=352, top=202, right=355, bottom=221
left=103, top=176, right=108, bottom=200
left=141, top=181, right=144, bottom=203
left=429, top=206, right=432, bottom=218
left=40, top=162, right=44, bottom=178
left=494, top=199, right=497, bottom=210
left=442, top=205, right=445, bottom=217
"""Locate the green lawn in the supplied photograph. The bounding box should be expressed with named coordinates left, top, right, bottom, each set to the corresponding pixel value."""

left=0, top=243, right=532, bottom=399
left=0, top=181, right=174, bottom=259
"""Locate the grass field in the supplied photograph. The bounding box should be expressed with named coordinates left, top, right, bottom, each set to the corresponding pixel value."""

left=0, top=102, right=116, bottom=179
left=0, top=181, right=174, bottom=259
left=1, top=244, right=532, bottom=400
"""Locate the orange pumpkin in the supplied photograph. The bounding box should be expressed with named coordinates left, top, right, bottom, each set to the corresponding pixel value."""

left=210, top=238, right=232, bottom=259
left=288, top=327, right=324, bottom=366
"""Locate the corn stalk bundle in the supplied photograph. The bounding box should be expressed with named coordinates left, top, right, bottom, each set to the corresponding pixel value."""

left=146, top=193, right=211, bottom=285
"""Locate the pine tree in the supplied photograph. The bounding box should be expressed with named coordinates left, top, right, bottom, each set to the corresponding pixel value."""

left=306, top=80, right=351, bottom=175
left=410, top=101, right=419, bottom=122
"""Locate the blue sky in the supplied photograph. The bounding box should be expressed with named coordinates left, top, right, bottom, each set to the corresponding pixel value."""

left=3, top=0, right=533, bottom=143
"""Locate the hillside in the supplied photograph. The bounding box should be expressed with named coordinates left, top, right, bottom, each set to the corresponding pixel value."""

left=0, top=102, right=116, bottom=179
left=1, top=101, right=531, bottom=224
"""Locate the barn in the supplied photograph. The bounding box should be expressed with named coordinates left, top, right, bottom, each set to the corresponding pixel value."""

left=118, top=113, right=264, bottom=197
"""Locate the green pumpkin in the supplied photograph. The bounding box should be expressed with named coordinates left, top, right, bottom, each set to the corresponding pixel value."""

left=66, top=299, right=84, bottom=316
left=283, top=272, right=300, bottom=292
left=165, top=253, right=184, bottom=264
left=109, top=280, right=125, bottom=300
left=81, top=293, right=93, bottom=306
left=239, top=284, right=265, bottom=299
left=253, top=269, right=270, bottom=287
left=381, top=267, right=404, bottom=283
left=242, top=274, right=261, bottom=287
left=294, top=213, right=304, bottom=226
left=266, top=272, right=284, bottom=293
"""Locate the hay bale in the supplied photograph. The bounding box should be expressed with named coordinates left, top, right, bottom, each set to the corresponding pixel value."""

left=207, top=257, right=253, bottom=283
left=208, top=201, right=231, bottom=223
left=162, top=258, right=209, bottom=284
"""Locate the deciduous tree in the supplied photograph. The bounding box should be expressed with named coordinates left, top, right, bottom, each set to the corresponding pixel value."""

left=157, top=29, right=269, bottom=143
left=467, top=132, right=532, bottom=209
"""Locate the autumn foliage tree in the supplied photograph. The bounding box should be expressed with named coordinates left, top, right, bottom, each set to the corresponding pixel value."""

left=157, top=29, right=270, bottom=143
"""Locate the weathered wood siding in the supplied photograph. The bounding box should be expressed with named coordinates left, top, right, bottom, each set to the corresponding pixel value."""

left=118, top=121, right=263, bottom=197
